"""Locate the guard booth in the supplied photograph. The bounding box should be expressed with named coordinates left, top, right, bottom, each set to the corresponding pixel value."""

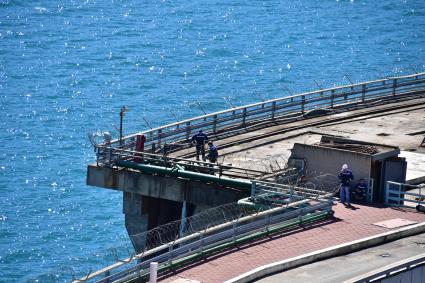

left=288, top=135, right=406, bottom=203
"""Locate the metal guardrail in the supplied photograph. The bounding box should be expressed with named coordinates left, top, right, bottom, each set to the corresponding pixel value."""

left=91, top=199, right=332, bottom=283
left=90, top=72, right=425, bottom=172
left=73, top=187, right=333, bottom=283
left=252, top=180, right=333, bottom=199
left=367, top=178, right=374, bottom=203
left=97, top=147, right=288, bottom=180
left=93, top=72, right=425, bottom=157
left=385, top=181, right=425, bottom=207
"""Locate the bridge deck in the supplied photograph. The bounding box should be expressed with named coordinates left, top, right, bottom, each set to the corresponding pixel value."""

left=85, top=74, right=425, bottom=283
left=171, top=96, right=425, bottom=178
left=152, top=96, right=425, bottom=283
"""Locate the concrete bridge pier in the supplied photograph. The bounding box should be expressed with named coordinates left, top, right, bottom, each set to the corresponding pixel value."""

left=123, top=192, right=148, bottom=252
left=123, top=192, right=192, bottom=252
left=87, top=164, right=249, bottom=253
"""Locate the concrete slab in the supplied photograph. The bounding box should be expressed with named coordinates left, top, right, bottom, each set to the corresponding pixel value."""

left=222, top=133, right=322, bottom=170
left=399, top=150, right=425, bottom=183
left=318, top=107, right=425, bottom=151
left=372, top=218, right=417, bottom=229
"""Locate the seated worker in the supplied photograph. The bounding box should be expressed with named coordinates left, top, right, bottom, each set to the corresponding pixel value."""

left=207, top=141, right=218, bottom=163
left=352, top=178, right=368, bottom=203
left=191, top=130, right=209, bottom=161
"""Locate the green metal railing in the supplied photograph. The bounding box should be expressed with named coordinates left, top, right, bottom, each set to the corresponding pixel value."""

left=73, top=197, right=333, bottom=283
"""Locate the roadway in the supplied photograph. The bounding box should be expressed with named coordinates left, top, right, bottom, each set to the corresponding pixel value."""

left=255, top=233, right=425, bottom=283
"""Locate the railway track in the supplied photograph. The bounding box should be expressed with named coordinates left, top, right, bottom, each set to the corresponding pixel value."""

left=173, top=93, right=425, bottom=159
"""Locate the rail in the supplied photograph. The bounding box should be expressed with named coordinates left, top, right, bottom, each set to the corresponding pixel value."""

left=385, top=181, right=425, bottom=208
left=97, top=147, right=290, bottom=180
left=91, top=72, right=425, bottom=166
left=93, top=201, right=332, bottom=283
left=252, top=180, right=334, bottom=199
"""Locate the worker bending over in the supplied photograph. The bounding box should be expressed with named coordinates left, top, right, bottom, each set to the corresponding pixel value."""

left=207, top=141, right=218, bottom=163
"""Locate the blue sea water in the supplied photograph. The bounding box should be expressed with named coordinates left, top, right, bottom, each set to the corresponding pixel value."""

left=0, top=0, right=424, bottom=281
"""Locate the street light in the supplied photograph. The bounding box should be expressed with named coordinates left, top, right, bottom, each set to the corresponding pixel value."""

left=119, top=106, right=128, bottom=146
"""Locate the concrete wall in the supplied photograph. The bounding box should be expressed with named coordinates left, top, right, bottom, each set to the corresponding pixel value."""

left=290, top=144, right=372, bottom=183
left=123, top=192, right=148, bottom=251
left=87, top=164, right=248, bottom=207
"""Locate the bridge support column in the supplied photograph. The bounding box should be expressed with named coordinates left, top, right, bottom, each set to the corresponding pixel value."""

left=123, top=192, right=195, bottom=253
left=123, top=192, right=148, bottom=252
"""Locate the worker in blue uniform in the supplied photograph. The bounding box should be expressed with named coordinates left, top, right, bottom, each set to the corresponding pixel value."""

left=338, top=164, right=354, bottom=205
left=207, top=141, right=218, bottom=163
left=191, top=130, right=209, bottom=161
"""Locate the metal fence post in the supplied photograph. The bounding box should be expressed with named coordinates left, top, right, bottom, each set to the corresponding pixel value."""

left=213, top=114, right=217, bottom=134
left=272, top=101, right=276, bottom=119
left=330, top=89, right=335, bottom=108
left=242, top=108, right=247, bottom=126
left=198, top=232, right=204, bottom=255
left=385, top=182, right=389, bottom=204
left=96, top=147, right=100, bottom=166
left=346, top=87, right=352, bottom=100
left=149, top=262, right=158, bottom=283
left=157, top=129, right=162, bottom=148
left=148, top=132, right=153, bottom=150
left=368, top=178, right=374, bottom=203
left=251, top=181, right=256, bottom=198
left=179, top=200, right=187, bottom=239
left=301, top=95, right=305, bottom=113
left=393, top=78, right=397, bottom=96
left=289, top=185, right=294, bottom=202
left=167, top=245, right=173, bottom=266
left=362, top=84, right=366, bottom=103
left=185, top=122, right=191, bottom=140
left=266, top=213, right=271, bottom=234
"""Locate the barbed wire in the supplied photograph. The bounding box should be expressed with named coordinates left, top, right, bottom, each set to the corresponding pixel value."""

left=30, top=199, right=282, bottom=283
left=233, top=153, right=291, bottom=173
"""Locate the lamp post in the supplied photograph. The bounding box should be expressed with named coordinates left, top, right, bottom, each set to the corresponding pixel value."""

left=119, top=106, right=128, bottom=146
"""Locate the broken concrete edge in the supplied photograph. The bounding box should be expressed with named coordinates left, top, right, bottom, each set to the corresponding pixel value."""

left=223, top=221, right=425, bottom=283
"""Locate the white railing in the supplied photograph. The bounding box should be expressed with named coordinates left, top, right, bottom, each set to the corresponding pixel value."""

left=385, top=181, right=425, bottom=207
left=367, top=178, right=375, bottom=203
